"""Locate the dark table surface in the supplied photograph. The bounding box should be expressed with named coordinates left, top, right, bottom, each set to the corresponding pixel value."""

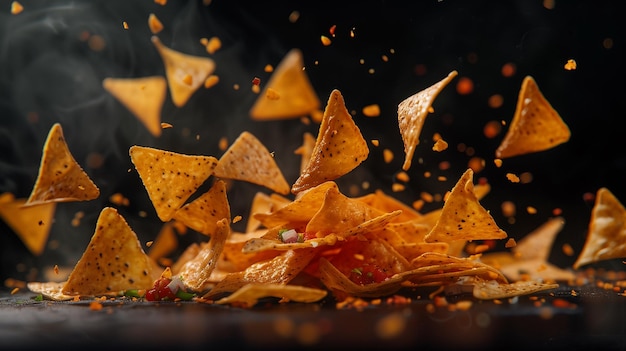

left=2, top=282, right=625, bottom=351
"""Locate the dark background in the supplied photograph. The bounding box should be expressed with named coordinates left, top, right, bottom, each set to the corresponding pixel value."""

left=0, top=0, right=624, bottom=286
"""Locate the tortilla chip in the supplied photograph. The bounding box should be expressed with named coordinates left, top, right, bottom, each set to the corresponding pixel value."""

left=203, top=248, right=317, bottom=299
left=129, top=145, right=218, bottom=222
left=177, top=218, right=230, bottom=292
left=24, top=123, right=100, bottom=206
left=498, top=258, right=575, bottom=282
left=214, top=283, right=327, bottom=307
left=147, top=222, right=179, bottom=261
left=213, top=131, right=290, bottom=195
left=0, top=193, right=56, bottom=256
left=294, top=132, right=316, bottom=174
left=242, top=231, right=339, bottom=253
left=245, top=192, right=291, bottom=232
left=249, top=48, right=321, bottom=120
left=495, top=76, right=571, bottom=159
left=473, top=279, right=558, bottom=300
left=151, top=36, right=216, bottom=107
left=513, top=216, right=565, bottom=261
left=173, top=179, right=231, bottom=235
left=62, top=207, right=155, bottom=296
left=424, top=168, right=507, bottom=243
left=291, top=89, right=369, bottom=194
left=27, top=282, right=77, bottom=301
left=102, top=76, right=167, bottom=137
left=397, top=70, right=458, bottom=171
left=356, top=189, right=422, bottom=222
left=573, top=187, right=626, bottom=269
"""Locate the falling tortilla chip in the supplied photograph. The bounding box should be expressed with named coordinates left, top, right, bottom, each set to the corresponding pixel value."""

left=151, top=36, right=216, bottom=107
left=573, top=187, right=626, bottom=269
left=249, top=48, right=321, bottom=120
left=102, top=76, right=167, bottom=137
left=62, top=207, right=155, bottom=296
left=173, top=179, right=231, bottom=235
left=397, top=70, right=458, bottom=171
left=129, top=145, right=218, bottom=222
left=147, top=222, right=179, bottom=261
left=24, top=123, right=100, bottom=206
left=245, top=191, right=290, bottom=232
left=178, top=218, right=230, bottom=292
left=213, top=131, right=290, bottom=195
left=425, top=168, right=507, bottom=243
left=495, top=76, right=571, bottom=159
left=513, top=216, right=565, bottom=261
left=0, top=192, right=56, bottom=256
left=291, top=89, right=369, bottom=194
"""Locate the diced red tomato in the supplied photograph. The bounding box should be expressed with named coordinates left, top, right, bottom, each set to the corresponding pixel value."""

left=145, top=277, right=176, bottom=301
left=348, top=264, right=390, bottom=285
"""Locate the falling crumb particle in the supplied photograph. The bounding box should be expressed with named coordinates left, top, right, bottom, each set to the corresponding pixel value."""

left=10, top=1, right=23, bottom=15
left=204, top=75, right=219, bottom=89
left=122, top=21, right=129, bottom=30
left=506, top=173, right=520, bottom=183
left=148, top=13, right=164, bottom=34
left=320, top=35, right=332, bottom=46
left=564, top=59, right=577, bottom=70
left=432, top=139, right=448, bottom=152
left=232, top=215, right=242, bottom=224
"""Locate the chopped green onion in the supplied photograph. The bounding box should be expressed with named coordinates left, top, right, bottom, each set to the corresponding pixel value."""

left=175, top=290, right=195, bottom=301
left=124, top=289, right=143, bottom=298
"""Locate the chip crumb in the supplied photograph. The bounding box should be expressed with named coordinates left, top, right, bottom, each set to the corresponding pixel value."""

left=362, top=104, right=380, bottom=117
left=370, top=139, right=379, bottom=147
left=148, top=13, right=164, bottom=34
left=562, top=243, right=574, bottom=256
left=505, top=238, right=517, bottom=248
left=383, top=149, right=394, bottom=163
left=89, top=301, right=104, bottom=311
left=320, top=35, right=332, bottom=46
left=564, top=59, right=577, bottom=70
left=154, top=0, right=167, bottom=5
left=526, top=206, right=537, bottom=214
left=146, top=241, right=153, bottom=247
left=54, top=264, right=60, bottom=275
left=182, top=74, right=193, bottom=86
left=506, top=173, right=520, bottom=183
left=205, top=37, right=222, bottom=54
left=494, top=159, right=503, bottom=167
left=204, top=75, right=219, bottom=89
left=288, top=10, right=300, bottom=23
left=122, top=21, right=129, bottom=30
left=10, top=287, right=19, bottom=295
left=10, top=1, right=23, bottom=14
left=232, top=215, right=242, bottom=224
left=432, top=139, right=448, bottom=152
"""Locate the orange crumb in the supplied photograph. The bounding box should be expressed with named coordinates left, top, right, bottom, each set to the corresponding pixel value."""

left=456, top=77, right=474, bottom=95
left=362, top=104, right=380, bottom=117
left=148, top=13, right=164, bottom=34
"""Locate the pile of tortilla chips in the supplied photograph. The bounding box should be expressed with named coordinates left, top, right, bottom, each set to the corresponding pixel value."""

left=14, top=46, right=625, bottom=309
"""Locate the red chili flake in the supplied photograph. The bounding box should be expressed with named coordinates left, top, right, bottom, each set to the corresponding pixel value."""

left=329, top=24, right=336, bottom=37
left=252, top=77, right=261, bottom=86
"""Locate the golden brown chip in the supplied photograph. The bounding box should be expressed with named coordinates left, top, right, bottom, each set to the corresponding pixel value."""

left=129, top=145, right=218, bottom=222
left=498, top=258, right=575, bottom=282
left=24, top=123, right=100, bottom=206
left=356, top=189, right=422, bottom=222
left=147, top=222, right=179, bottom=261
left=102, top=76, right=167, bottom=137
left=424, top=168, right=507, bottom=243
left=513, top=216, right=565, bottom=261
left=245, top=192, right=291, bottom=232
left=214, top=283, right=327, bottom=307
left=397, top=70, right=458, bottom=171
left=203, top=248, right=317, bottom=299
left=472, top=279, right=558, bottom=300
left=291, top=89, right=369, bottom=194
left=177, top=218, right=230, bottom=292
left=173, top=179, right=231, bottom=235
left=213, top=131, right=290, bottom=195
left=62, top=207, right=155, bottom=296
left=573, top=187, right=626, bottom=269
left=27, top=282, right=76, bottom=301
left=495, top=76, right=571, bottom=159
left=0, top=193, right=56, bottom=256
left=242, top=231, right=338, bottom=253
left=151, top=36, right=216, bottom=107
left=249, top=48, right=321, bottom=120
left=253, top=181, right=337, bottom=229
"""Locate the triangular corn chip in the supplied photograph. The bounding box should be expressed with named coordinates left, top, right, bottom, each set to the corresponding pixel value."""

left=253, top=181, right=337, bottom=229
left=245, top=192, right=290, bottom=232
left=151, top=36, right=216, bottom=107
left=62, top=207, right=155, bottom=296
left=178, top=218, right=230, bottom=292
left=425, top=168, right=507, bottom=243
left=0, top=192, right=56, bottom=256
left=356, top=189, right=422, bottom=222
left=129, top=145, right=218, bottom=222
left=513, top=216, right=565, bottom=261
left=495, top=76, right=571, bottom=159
left=24, top=123, right=100, bottom=206
left=397, top=70, right=458, bottom=171
left=291, top=89, right=369, bottom=194
left=249, top=48, right=321, bottom=120
left=102, top=76, right=167, bottom=137
left=573, top=187, right=626, bottom=269
left=214, top=283, right=327, bottom=307
left=27, top=282, right=76, bottom=301
left=173, top=179, right=231, bottom=235
left=213, top=131, right=290, bottom=195
left=147, top=222, right=179, bottom=261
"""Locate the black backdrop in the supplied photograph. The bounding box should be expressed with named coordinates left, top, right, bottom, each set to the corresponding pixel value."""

left=1, top=0, right=624, bottom=285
